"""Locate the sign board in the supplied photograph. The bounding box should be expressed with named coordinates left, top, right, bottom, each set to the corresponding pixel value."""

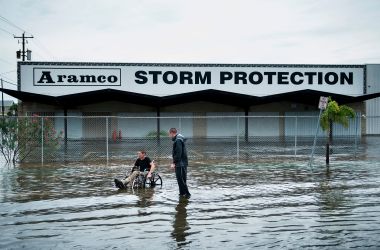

left=18, top=62, right=365, bottom=97
left=318, top=96, right=329, bottom=110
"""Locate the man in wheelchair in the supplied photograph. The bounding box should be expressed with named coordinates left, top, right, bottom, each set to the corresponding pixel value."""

left=114, top=150, right=156, bottom=189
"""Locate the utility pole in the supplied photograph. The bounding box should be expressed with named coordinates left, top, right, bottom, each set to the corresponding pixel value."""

left=14, top=32, right=33, bottom=61
left=1, top=78, right=4, bottom=116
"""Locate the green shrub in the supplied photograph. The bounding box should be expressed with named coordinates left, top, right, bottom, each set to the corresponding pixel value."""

left=0, top=115, right=63, bottom=163
left=146, top=130, right=168, bottom=138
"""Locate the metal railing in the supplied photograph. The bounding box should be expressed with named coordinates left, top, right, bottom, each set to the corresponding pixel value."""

left=0, top=115, right=379, bottom=164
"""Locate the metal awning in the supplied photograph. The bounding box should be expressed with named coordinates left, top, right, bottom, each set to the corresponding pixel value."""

left=1, top=88, right=380, bottom=108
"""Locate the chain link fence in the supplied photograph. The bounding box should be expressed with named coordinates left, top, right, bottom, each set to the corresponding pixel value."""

left=0, top=115, right=379, bottom=164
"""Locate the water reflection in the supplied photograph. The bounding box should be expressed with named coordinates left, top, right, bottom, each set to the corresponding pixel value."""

left=134, top=188, right=155, bottom=207
left=172, top=197, right=190, bottom=246
left=1, top=161, right=380, bottom=249
left=317, top=167, right=351, bottom=211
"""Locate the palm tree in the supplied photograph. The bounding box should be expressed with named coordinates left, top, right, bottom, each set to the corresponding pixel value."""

left=320, top=97, right=356, bottom=165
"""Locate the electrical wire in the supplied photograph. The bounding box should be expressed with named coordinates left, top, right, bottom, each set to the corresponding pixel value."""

left=0, top=58, right=14, bottom=66
left=0, top=15, right=30, bottom=34
left=0, top=76, right=17, bottom=86
left=28, top=49, right=46, bottom=60
left=0, top=69, right=17, bottom=76
left=0, top=26, right=14, bottom=35
left=31, top=38, right=55, bottom=60
left=0, top=15, right=54, bottom=60
left=0, top=15, right=55, bottom=62
left=2, top=79, right=17, bottom=86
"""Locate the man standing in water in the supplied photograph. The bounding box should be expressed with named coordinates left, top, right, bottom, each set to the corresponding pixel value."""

left=169, top=128, right=191, bottom=199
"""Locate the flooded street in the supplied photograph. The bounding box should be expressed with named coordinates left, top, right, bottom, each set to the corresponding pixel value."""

left=1, top=160, right=380, bottom=249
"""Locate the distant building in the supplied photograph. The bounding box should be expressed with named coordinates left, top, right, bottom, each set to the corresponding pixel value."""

left=1, top=62, right=379, bottom=139
left=0, top=100, right=15, bottom=115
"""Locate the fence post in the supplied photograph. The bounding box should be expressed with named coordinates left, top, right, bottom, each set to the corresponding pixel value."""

left=64, top=109, right=68, bottom=157
left=245, top=108, right=249, bottom=143
left=156, top=107, right=160, bottom=147
left=309, top=110, right=323, bottom=167
left=354, top=115, right=359, bottom=158
left=41, top=117, right=44, bottom=164
left=294, top=116, right=298, bottom=158
left=237, top=116, right=240, bottom=162
left=106, top=116, right=109, bottom=164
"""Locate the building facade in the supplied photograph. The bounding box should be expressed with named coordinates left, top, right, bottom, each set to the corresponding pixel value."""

left=2, top=62, right=380, bottom=139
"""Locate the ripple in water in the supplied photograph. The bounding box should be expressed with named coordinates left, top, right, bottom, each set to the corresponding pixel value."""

left=0, top=160, right=380, bottom=249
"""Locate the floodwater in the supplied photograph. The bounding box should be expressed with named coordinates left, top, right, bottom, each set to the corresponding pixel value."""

left=1, top=160, right=380, bottom=249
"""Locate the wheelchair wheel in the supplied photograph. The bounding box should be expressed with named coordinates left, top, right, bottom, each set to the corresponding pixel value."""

left=145, top=173, right=162, bottom=187
left=132, top=174, right=145, bottom=189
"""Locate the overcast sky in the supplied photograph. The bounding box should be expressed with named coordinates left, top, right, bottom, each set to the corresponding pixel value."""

left=0, top=0, right=380, bottom=98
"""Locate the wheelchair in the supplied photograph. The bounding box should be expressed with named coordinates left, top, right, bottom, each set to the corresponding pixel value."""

left=131, top=171, right=163, bottom=189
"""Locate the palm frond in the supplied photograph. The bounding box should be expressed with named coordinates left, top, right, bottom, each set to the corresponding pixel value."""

left=319, top=97, right=356, bottom=131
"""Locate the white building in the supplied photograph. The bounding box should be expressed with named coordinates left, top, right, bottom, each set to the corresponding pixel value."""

left=2, top=62, right=379, bottom=139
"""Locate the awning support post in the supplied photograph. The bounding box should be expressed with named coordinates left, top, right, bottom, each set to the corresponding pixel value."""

left=64, top=108, right=68, bottom=158
left=156, top=106, right=160, bottom=146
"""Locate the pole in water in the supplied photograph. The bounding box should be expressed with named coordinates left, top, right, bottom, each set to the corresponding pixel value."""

left=309, top=96, right=328, bottom=167
left=309, top=109, right=323, bottom=167
left=325, top=143, right=330, bottom=165
left=354, top=114, right=359, bottom=158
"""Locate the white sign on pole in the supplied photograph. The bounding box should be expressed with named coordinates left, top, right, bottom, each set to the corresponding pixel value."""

left=318, top=96, right=328, bottom=110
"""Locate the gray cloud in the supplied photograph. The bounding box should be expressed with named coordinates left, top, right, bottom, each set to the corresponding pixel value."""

left=0, top=0, right=379, bottom=88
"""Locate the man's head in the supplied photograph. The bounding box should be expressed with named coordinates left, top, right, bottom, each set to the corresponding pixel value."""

left=169, top=128, right=177, bottom=138
left=137, top=150, right=146, bottom=160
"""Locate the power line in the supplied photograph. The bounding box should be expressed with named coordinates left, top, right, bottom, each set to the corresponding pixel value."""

left=0, top=78, right=17, bottom=86
left=0, top=15, right=30, bottom=34
left=0, top=76, right=17, bottom=86
left=0, top=26, right=14, bottom=35
left=0, top=15, right=54, bottom=61
left=28, top=49, right=46, bottom=60
left=31, top=38, right=55, bottom=59
left=0, top=58, right=14, bottom=66
left=0, top=69, right=17, bottom=76
left=4, top=80, right=17, bottom=86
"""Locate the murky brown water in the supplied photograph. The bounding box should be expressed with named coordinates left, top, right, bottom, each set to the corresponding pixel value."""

left=1, top=160, right=380, bottom=249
